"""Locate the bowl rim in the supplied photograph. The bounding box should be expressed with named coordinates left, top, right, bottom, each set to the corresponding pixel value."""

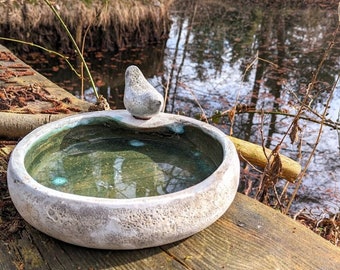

left=9, top=110, right=236, bottom=206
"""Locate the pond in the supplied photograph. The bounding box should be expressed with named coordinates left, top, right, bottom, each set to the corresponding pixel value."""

left=8, top=0, right=340, bottom=215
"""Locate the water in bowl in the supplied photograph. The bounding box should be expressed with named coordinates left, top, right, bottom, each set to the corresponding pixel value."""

left=25, top=120, right=220, bottom=199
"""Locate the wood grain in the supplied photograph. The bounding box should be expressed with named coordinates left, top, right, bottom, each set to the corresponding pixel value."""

left=163, top=194, right=340, bottom=270
left=1, top=194, right=339, bottom=270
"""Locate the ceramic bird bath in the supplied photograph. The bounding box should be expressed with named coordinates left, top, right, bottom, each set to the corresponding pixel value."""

left=7, top=110, right=240, bottom=249
left=7, top=66, right=240, bottom=249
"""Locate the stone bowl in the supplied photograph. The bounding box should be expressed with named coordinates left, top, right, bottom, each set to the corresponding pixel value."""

left=7, top=110, right=239, bottom=250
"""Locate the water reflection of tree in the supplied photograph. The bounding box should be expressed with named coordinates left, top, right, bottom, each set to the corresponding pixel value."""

left=236, top=2, right=339, bottom=141
left=171, top=0, right=339, bottom=134
left=165, top=2, right=195, bottom=112
left=169, top=0, right=340, bottom=209
left=243, top=2, right=289, bottom=149
left=172, top=0, right=339, bottom=92
left=173, top=0, right=258, bottom=81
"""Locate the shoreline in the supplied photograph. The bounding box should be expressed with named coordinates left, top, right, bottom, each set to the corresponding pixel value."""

left=0, top=0, right=173, bottom=52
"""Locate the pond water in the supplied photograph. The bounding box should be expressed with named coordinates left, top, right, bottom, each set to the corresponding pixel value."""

left=10, top=1, right=340, bottom=214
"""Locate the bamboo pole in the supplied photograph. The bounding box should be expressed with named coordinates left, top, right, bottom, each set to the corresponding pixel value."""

left=228, top=136, right=301, bottom=183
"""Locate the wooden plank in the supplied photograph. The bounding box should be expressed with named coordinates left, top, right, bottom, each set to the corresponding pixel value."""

left=0, top=44, right=92, bottom=138
left=6, top=229, right=49, bottom=270
left=0, top=243, right=18, bottom=270
left=4, top=224, right=186, bottom=270
left=163, top=193, right=340, bottom=270
left=0, top=45, right=91, bottom=113
left=1, top=193, right=340, bottom=269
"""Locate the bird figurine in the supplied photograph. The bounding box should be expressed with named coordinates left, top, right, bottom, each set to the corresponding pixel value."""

left=124, top=65, right=164, bottom=119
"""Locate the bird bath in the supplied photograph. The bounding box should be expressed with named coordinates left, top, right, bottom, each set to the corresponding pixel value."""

left=7, top=110, right=240, bottom=249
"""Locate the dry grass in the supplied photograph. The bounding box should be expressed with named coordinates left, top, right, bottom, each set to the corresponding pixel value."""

left=0, top=0, right=173, bottom=51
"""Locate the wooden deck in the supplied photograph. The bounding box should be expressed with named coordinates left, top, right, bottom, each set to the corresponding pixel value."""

left=1, top=45, right=340, bottom=269
left=0, top=193, right=339, bottom=270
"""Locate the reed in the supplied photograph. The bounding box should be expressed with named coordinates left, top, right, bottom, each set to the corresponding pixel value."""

left=0, top=0, right=173, bottom=52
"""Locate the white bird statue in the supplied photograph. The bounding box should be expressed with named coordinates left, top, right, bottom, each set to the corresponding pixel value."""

left=124, top=65, right=164, bottom=119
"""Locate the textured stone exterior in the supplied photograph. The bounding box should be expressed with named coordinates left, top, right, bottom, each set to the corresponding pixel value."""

left=124, top=65, right=164, bottom=119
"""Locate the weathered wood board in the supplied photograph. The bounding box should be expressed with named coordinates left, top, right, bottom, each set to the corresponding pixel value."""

left=1, top=193, right=340, bottom=270
left=0, top=44, right=92, bottom=138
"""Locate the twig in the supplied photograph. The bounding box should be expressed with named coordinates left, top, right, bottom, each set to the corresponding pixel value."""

left=213, top=109, right=339, bottom=130
left=80, top=24, right=92, bottom=100
left=162, top=72, right=171, bottom=112
left=180, top=81, right=208, bottom=123
left=286, top=72, right=340, bottom=213
left=0, top=37, right=80, bottom=78
left=259, top=110, right=269, bottom=161
left=337, top=108, right=340, bottom=152
left=241, top=51, right=279, bottom=82
left=285, top=20, right=340, bottom=213
left=43, top=0, right=99, bottom=100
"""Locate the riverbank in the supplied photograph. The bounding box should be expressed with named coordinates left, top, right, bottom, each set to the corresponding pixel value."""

left=0, top=0, right=173, bottom=52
